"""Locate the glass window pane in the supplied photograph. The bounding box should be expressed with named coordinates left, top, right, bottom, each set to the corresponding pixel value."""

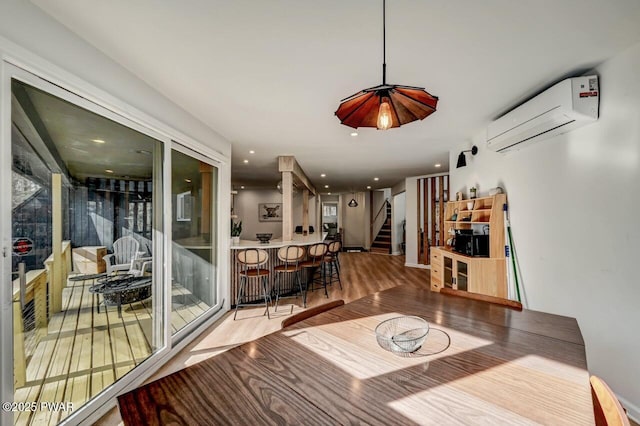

left=10, top=78, right=164, bottom=424
left=171, top=149, right=218, bottom=336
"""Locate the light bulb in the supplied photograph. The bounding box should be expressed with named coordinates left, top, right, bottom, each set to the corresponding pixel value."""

left=377, top=99, right=392, bottom=130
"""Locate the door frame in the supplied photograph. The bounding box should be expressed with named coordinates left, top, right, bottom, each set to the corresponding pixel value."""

left=169, top=141, right=226, bottom=344
left=0, top=47, right=230, bottom=424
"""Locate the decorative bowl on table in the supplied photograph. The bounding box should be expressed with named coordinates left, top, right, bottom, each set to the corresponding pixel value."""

left=256, top=233, right=273, bottom=244
left=375, top=316, right=429, bottom=353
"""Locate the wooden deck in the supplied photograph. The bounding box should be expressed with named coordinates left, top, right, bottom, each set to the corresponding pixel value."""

left=14, top=276, right=209, bottom=426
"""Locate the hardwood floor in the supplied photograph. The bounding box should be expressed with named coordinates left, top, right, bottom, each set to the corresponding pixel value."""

left=96, top=253, right=429, bottom=425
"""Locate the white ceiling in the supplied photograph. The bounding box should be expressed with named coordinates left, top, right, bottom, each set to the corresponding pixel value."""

left=32, top=0, right=640, bottom=193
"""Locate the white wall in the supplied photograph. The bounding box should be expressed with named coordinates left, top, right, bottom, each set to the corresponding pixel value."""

left=292, top=191, right=317, bottom=233
left=0, top=1, right=230, bottom=159
left=450, top=42, right=640, bottom=420
left=235, top=189, right=283, bottom=239
left=341, top=192, right=369, bottom=248
left=392, top=179, right=406, bottom=196
left=391, top=192, right=406, bottom=255
left=235, top=189, right=316, bottom=240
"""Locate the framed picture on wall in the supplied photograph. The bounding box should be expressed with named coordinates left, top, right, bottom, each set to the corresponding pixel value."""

left=259, top=203, right=282, bottom=222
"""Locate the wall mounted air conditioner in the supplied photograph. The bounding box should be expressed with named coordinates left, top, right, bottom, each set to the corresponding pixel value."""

left=486, top=75, right=599, bottom=153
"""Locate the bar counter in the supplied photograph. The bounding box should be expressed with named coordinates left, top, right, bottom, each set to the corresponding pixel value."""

left=229, top=232, right=326, bottom=250
left=229, top=233, right=328, bottom=307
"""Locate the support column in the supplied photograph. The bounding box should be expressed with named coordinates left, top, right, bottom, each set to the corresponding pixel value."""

left=199, top=162, right=213, bottom=241
left=51, top=173, right=62, bottom=313
left=282, top=171, right=293, bottom=241
left=278, top=156, right=316, bottom=240
left=302, top=189, right=309, bottom=234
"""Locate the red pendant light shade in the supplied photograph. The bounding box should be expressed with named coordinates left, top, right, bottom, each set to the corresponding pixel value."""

left=336, top=85, right=438, bottom=129
left=335, top=0, right=438, bottom=130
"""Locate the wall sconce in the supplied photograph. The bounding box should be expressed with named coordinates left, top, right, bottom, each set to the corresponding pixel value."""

left=456, top=145, right=478, bottom=168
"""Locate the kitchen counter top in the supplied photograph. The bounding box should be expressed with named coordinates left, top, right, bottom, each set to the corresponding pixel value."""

left=230, top=232, right=327, bottom=250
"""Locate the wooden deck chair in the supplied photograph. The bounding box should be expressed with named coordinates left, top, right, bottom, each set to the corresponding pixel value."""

left=103, top=236, right=141, bottom=275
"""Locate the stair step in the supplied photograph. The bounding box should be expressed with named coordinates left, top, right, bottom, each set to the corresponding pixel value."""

left=370, top=247, right=391, bottom=254
left=371, top=243, right=391, bottom=249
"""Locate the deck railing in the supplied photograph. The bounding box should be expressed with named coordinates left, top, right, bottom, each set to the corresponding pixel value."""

left=13, top=240, right=71, bottom=387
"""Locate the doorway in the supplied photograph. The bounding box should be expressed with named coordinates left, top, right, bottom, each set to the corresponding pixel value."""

left=321, top=202, right=338, bottom=239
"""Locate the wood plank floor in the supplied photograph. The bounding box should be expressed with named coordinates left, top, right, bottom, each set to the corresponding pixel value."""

left=14, top=277, right=209, bottom=426
left=96, top=253, right=429, bottom=425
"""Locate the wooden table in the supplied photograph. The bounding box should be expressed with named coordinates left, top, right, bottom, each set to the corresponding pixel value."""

left=118, top=285, right=593, bottom=425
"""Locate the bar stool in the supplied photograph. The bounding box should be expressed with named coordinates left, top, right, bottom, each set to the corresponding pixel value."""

left=234, top=248, right=271, bottom=320
left=273, top=245, right=306, bottom=312
left=324, top=241, right=342, bottom=290
left=300, top=243, right=329, bottom=297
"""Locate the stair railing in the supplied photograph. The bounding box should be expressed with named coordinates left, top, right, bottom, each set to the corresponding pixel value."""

left=370, top=198, right=391, bottom=245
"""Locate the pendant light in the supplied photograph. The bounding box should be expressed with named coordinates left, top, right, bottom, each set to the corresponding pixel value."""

left=348, top=192, right=359, bottom=207
left=335, top=0, right=439, bottom=130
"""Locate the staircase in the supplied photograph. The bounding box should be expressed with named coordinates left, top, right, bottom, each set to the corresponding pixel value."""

left=370, top=202, right=392, bottom=254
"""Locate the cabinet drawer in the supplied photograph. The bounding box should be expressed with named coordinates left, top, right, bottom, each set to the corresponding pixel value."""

left=430, top=276, right=442, bottom=292
left=431, top=266, right=441, bottom=278
left=430, top=251, right=441, bottom=264
left=430, top=265, right=442, bottom=292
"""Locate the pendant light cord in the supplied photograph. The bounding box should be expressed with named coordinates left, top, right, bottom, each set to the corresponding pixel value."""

left=382, top=0, right=386, bottom=85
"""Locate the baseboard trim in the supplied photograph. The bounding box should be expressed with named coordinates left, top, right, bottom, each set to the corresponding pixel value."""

left=618, top=394, right=640, bottom=424
left=404, top=262, right=430, bottom=269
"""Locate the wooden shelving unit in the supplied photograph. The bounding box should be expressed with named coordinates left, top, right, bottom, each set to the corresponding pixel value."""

left=443, top=193, right=506, bottom=259
left=431, top=193, right=508, bottom=298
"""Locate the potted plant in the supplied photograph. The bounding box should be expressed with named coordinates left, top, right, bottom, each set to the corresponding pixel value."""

left=231, top=220, right=242, bottom=244
left=469, top=186, right=477, bottom=199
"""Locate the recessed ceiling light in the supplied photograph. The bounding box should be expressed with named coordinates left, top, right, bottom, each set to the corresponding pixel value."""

left=249, top=150, right=255, bottom=154
left=324, top=185, right=329, bottom=188
left=243, top=159, right=249, bottom=163
left=184, top=178, right=191, bottom=183
left=105, top=169, right=114, bottom=174
left=435, top=163, right=441, bottom=168
left=367, top=186, right=372, bottom=189
left=350, top=132, right=358, bottom=137
left=374, top=177, right=379, bottom=181
left=92, top=139, right=105, bottom=144
left=240, top=185, right=245, bottom=189
left=320, top=173, right=326, bottom=177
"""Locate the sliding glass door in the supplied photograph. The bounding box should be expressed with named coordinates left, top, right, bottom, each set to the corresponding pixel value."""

left=4, top=70, right=166, bottom=425
left=2, top=59, right=226, bottom=426
left=171, top=145, right=220, bottom=338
